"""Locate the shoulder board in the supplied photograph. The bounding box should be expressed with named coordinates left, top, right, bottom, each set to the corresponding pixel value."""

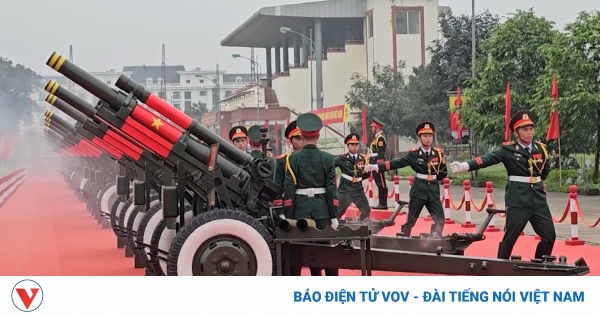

left=434, top=147, right=443, bottom=153
left=409, top=147, right=419, bottom=152
left=502, top=141, right=515, bottom=146
left=535, top=141, right=547, bottom=147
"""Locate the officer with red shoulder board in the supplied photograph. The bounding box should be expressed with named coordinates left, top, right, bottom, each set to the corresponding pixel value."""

left=366, top=121, right=446, bottom=236
left=450, top=110, right=556, bottom=260
left=369, top=118, right=388, bottom=209
left=273, top=120, right=304, bottom=207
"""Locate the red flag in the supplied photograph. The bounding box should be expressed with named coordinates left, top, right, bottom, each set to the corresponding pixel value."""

left=284, top=118, right=290, bottom=148
left=546, top=76, right=560, bottom=141
left=453, top=86, right=463, bottom=141
left=361, top=105, right=368, bottom=144
left=274, top=122, right=280, bottom=154
left=504, top=82, right=511, bottom=142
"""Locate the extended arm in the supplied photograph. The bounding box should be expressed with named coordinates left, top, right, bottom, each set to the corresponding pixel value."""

left=378, top=154, right=411, bottom=172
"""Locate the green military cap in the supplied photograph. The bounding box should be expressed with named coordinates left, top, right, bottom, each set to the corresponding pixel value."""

left=510, top=109, right=537, bottom=131
left=371, top=118, right=385, bottom=128
left=416, top=121, right=435, bottom=135
left=296, top=113, right=322, bottom=137
left=247, top=125, right=263, bottom=144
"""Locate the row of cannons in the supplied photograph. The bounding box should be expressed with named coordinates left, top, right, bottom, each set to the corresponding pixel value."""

left=42, top=51, right=590, bottom=276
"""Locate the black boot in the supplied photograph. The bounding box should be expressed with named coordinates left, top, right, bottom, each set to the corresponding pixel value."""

left=309, top=268, right=322, bottom=276
left=534, top=241, right=554, bottom=259
left=400, top=224, right=412, bottom=237
left=372, top=188, right=388, bottom=209
left=497, top=242, right=514, bottom=259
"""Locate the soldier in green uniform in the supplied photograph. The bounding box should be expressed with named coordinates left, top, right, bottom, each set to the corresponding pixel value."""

left=366, top=121, right=446, bottom=237
left=228, top=126, right=248, bottom=152
left=335, top=133, right=371, bottom=221
left=369, top=118, right=389, bottom=209
left=247, top=125, right=276, bottom=178
left=450, top=110, right=556, bottom=260
left=283, top=113, right=339, bottom=276
left=273, top=120, right=303, bottom=206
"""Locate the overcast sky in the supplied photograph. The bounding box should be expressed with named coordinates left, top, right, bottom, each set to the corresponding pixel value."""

left=0, top=0, right=594, bottom=77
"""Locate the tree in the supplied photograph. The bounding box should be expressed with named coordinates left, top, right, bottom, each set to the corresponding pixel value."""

left=460, top=9, right=557, bottom=146
left=185, top=102, right=209, bottom=120
left=532, top=11, right=600, bottom=181
left=0, top=57, right=43, bottom=132
left=345, top=63, right=408, bottom=141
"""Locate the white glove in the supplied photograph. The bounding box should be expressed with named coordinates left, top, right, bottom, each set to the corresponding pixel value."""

left=279, top=214, right=286, bottom=219
left=365, top=164, right=379, bottom=173
left=450, top=161, right=470, bottom=173
left=330, top=218, right=339, bottom=229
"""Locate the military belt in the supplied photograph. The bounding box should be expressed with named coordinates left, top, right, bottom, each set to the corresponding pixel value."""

left=509, top=176, right=541, bottom=184
left=415, top=173, right=436, bottom=181
left=295, top=187, right=326, bottom=197
left=341, top=174, right=364, bottom=183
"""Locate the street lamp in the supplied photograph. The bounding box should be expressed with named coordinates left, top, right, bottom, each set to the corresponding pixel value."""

left=280, top=26, right=319, bottom=111
left=232, top=54, right=263, bottom=124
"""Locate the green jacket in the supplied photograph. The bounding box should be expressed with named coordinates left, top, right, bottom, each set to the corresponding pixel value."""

left=377, top=147, right=447, bottom=201
left=334, top=152, right=370, bottom=193
left=466, top=141, right=550, bottom=209
left=283, top=145, right=338, bottom=220
left=369, top=133, right=386, bottom=164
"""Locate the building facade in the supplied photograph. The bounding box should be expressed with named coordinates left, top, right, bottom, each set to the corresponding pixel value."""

left=31, top=66, right=255, bottom=120
left=220, top=0, right=450, bottom=153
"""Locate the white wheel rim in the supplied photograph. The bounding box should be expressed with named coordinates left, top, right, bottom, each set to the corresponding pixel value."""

left=176, top=219, right=272, bottom=276
left=79, top=178, right=88, bottom=190
left=159, top=211, right=194, bottom=275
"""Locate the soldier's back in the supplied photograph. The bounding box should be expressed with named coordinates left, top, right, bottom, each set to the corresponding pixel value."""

left=288, top=146, right=332, bottom=219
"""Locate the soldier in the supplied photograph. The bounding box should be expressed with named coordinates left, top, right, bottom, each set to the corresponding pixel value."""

left=228, top=126, right=248, bottom=152
left=273, top=120, right=303, bottom=206
left=369, top=118, right=389, bottom=209
left=365, top=121, right=446, bottom=237
left=335, top=133, right=371, bottom=221
left=283, top=113, right=339, bottom=277
left=450, top=110, right=556, bottom=260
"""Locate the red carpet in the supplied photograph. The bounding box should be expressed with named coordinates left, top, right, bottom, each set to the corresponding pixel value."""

left=1, top=176, right=598, bottom=276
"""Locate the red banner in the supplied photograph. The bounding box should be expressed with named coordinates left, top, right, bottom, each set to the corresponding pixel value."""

left=308, top=104, right=350, bottom=125
left=449, top=93, right=467, bottom=141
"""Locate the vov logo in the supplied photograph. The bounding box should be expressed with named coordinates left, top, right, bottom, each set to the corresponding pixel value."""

left=11, top=279, right=44, bottom=312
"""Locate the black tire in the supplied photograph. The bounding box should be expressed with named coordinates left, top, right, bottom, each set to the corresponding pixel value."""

left=166, top=209, right=276, bottom=276
left=125, top=196, right=160, bottom=263
left=111, top=198, right=132, bottom=236
left=108, top=197, right=124, bottom=237
left=148, top=204, right=193, bottom=276
left=135, top=202, right=162, bottom=265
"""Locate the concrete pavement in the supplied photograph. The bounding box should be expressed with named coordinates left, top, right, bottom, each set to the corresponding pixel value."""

left=374, top=180, right=600, bottom=244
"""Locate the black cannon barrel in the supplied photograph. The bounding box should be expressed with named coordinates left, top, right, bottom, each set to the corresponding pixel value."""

left=45, top=111, right=76, bottom=134
left=45, top=119, right=72, bottom=136
left=45, top=127, right=66, bottom=143
left=115, top=74, right=254, bottom=167
left=45, top=94, right=88, bottom=123
left=46, top=53, right=250, bottom=179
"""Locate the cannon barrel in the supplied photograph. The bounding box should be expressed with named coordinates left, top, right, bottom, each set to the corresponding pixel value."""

left=45, top=111, right=76, bottom=134
left=43, top=70, right=247, bottom=180
left=115, top=74, right=254, bottom=167
left=44, top=126, right=90, bottom=157
left=45, top=122, right=100, bottom=157
left=45, top=94, right=88, bottom=123
left=296, top=219, right=317, bottom=231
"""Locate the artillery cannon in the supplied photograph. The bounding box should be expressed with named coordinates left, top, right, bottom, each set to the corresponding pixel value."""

left=42, top=51, right=590, bottom=276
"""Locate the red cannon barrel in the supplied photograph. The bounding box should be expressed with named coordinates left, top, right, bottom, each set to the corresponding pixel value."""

left=45, top=90, right=143, bottom=161
left=45, top=127, right=90, bottom=157
left=115, top=74, right=254, bottom=166
left=45, top=80, right=173, bottom=158
left=44, top=120, right=102, bottom=158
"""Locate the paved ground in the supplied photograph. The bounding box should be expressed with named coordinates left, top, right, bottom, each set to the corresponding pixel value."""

left=374, top=180, right=600, bottom=244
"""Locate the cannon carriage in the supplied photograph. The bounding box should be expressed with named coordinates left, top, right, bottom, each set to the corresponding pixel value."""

left=42, top=51, right=590, bottom=277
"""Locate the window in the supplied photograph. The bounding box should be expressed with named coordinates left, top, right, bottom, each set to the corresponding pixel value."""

left=185, top=80, right=191, bottom=84
left=395, top=10, right=420, bottom=35
left=158, top=91, right=166, bottom=100
left=367, top=14, right=374, bottom=38
left=235, top=76, right=243, bottom=83
left=172, top=91, right=181, bottom=99
left=199, top=91, right=207, bottom=96
left=184, top=91, right=192, bottom=100
left=146, top=77, right=153, bottom=85
left=173, top=103, right=181, bottom=110
left=106, top=81, right=111, bottom=85
left=199, top=79, right=204, bottom=83
left=184, top=101, right=192, bottom=110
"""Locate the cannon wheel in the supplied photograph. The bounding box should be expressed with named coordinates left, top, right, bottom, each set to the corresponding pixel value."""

left=108, top=197, right=125, bottom=237
left=111, top=198, right=133, bottom=236
left=100, top=184, right=117, bottom=217
left=135, top=202, right=162, bottom=265
left=148, top=206, right=194, bottom=276
left=126, top=198, right=160, bottom=263
left=167, top=209, right=275, bottom=276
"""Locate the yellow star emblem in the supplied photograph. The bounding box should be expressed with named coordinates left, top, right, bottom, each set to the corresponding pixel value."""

left=151, top=117, right=163, bottom=130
